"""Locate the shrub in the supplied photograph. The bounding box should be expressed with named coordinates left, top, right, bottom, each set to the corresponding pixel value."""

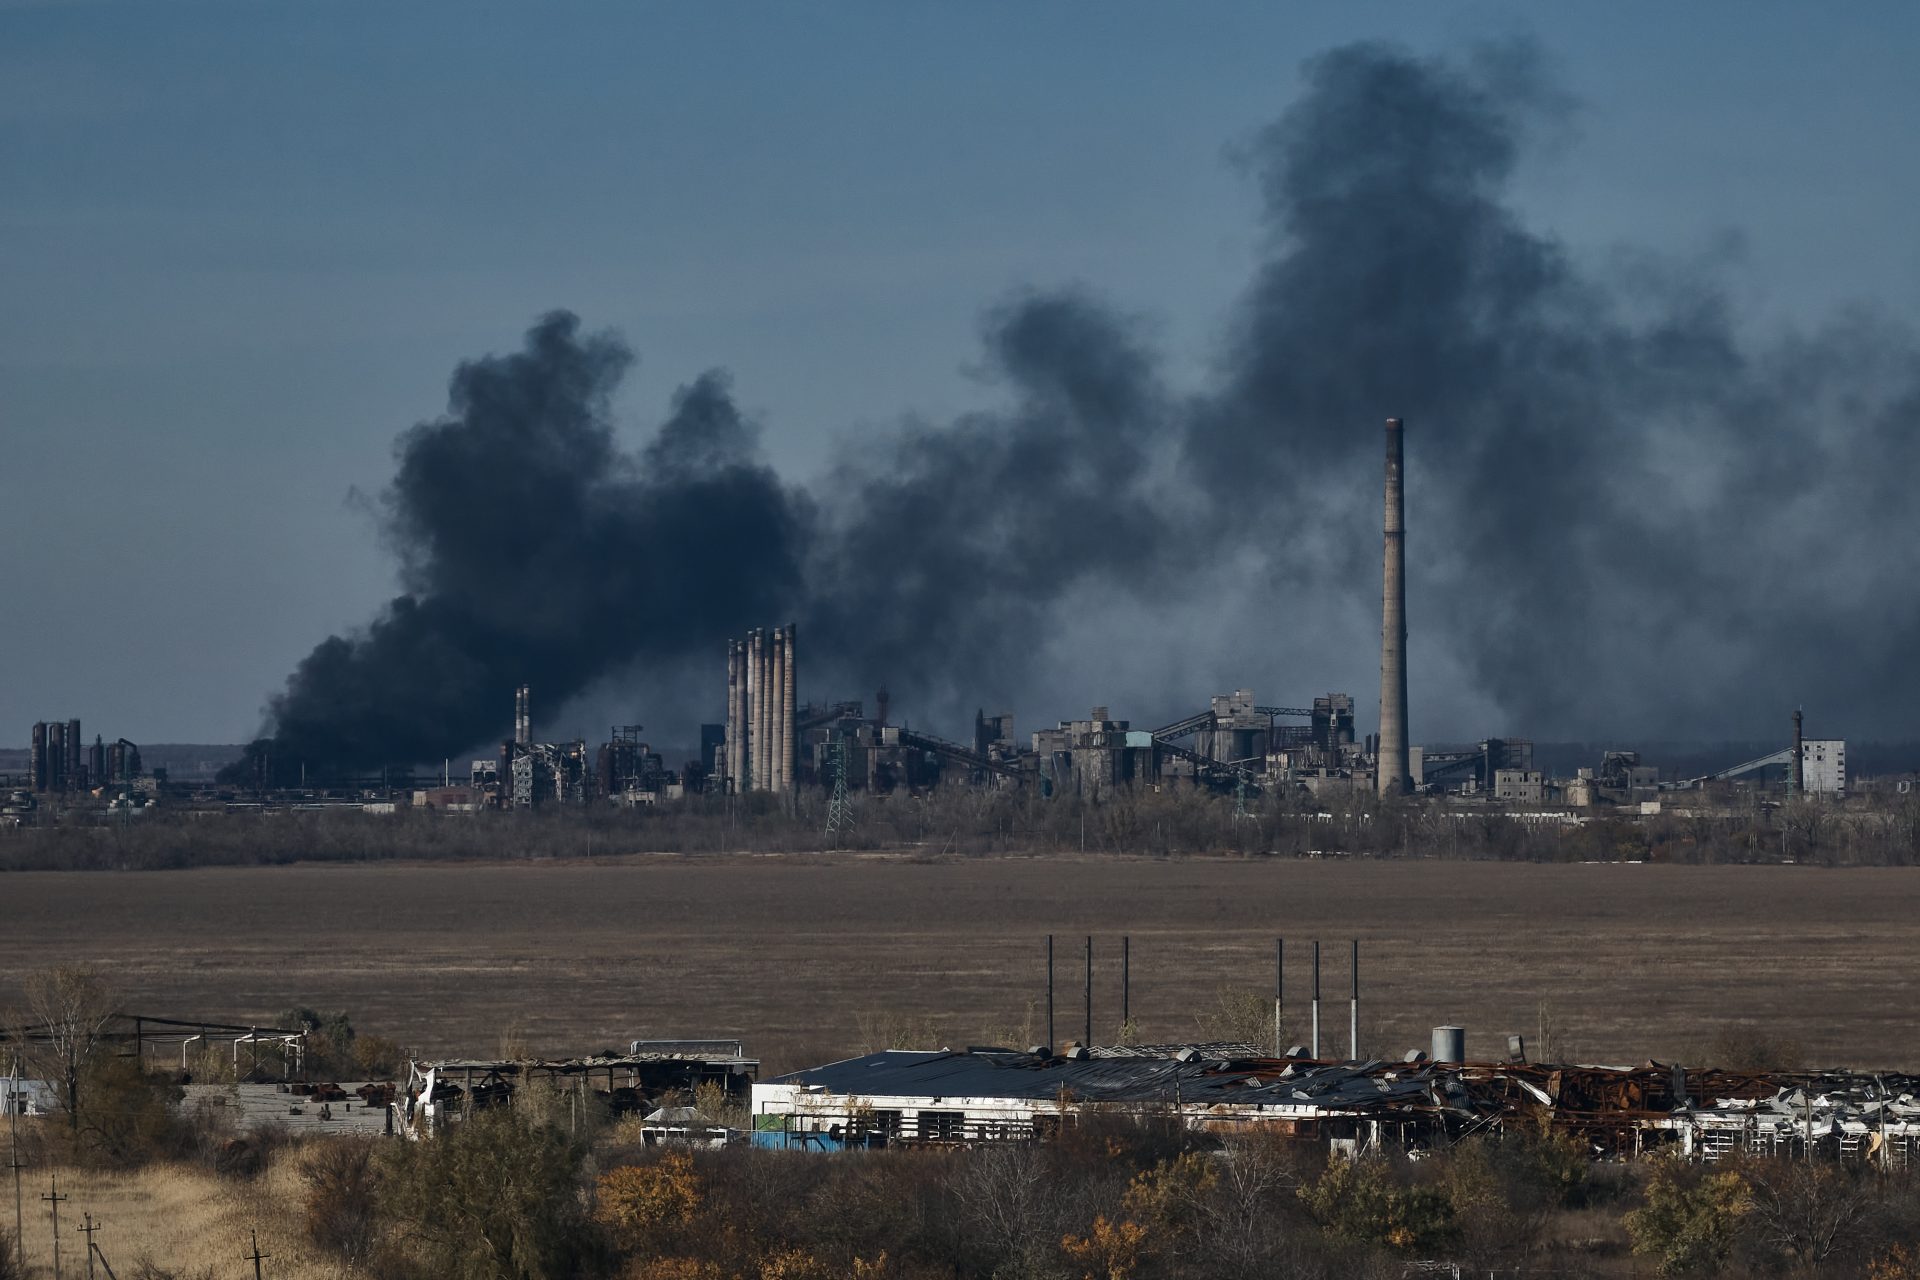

left=379, top=1109, right=590, bottom=1280
left=1624, top=1159, right=1751, bottom=1276
left=302, top=1136, right=381, bottom=1265
left=1298, top=1155, right=1453, bottom=1253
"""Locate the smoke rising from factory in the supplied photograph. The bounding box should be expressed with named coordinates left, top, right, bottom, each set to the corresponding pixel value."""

left=258, top=38, right=1920, bottom=772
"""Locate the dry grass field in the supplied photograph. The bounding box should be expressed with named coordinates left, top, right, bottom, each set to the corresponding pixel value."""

left=9, top=1156, right=346, bottom=1280
left=1, top=854, right=1916, bottom=1072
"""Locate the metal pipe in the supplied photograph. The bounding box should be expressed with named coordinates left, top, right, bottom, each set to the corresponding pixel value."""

left=738, top=637, right=750, bottom=792
left=1791, top=708, right=1805, bottom=797
left=1274, top=937, right=1283, bottom=1057
left=759, top=629, right=774, bottom=792
left=1083, top=935, right=1093, bottom=1048
left=1349, top=939, right=1359, bottom=1061
left=1122, top=935, right=1130, bottom=1032
left=1311, top=940, right=1321, bottom=1058
left=725, top=637, right=741, bottom=790
left=1046, top=935, right=1055, bottom=1051
left=747, top=630, right=764, bottom=791
left=769, top=628, right=786, bottom=794
left=1378, top=417, right=1410, bottom=796
left=782, top=623, right=797, bottom=792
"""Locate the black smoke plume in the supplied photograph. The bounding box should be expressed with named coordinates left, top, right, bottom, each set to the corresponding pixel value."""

left=250, top=313, right=806, bottom=777
left=250, top=39, right=1920, bottom=776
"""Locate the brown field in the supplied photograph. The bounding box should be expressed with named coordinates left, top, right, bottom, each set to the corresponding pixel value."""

left=1, top=854, right=1915, bottom=1073
left=8, top=1158, right=346, bottom=1280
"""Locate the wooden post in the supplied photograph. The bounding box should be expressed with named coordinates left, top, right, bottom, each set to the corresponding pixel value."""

left=80, top=1213, right=99, bottom=1280
left=43, top=1173, right=67, bottom=1280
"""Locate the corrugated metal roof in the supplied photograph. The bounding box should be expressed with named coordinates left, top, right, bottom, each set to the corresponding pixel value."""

left=765, top=1050, right=1443, bottom=1111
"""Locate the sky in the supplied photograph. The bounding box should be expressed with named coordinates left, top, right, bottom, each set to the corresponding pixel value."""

left=4, top=1, right=1919, bottom=750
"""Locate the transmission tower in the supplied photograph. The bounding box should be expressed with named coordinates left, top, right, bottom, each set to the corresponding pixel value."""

left=824, top=734, right=855, bottom=847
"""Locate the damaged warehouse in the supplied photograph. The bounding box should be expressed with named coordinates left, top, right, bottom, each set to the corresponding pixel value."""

left=751, top=1043, right=1920, bottom=1166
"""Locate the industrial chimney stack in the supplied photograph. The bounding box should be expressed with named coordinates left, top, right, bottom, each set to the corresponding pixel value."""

left=1377, top=417, right=1411, bottom=797
left=722, top=624, right=799, bottom=794
left=514, top=684, right=531, bottom=746
left=1791, top=708, right=1805, bottom=797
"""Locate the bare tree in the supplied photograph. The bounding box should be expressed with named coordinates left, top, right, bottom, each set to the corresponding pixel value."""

left=952, top=1143, right=1061, bottom=1280
left=8, top=968, right=115, bottom=1133
left=1742, top=1158, right=1876, bottom=1272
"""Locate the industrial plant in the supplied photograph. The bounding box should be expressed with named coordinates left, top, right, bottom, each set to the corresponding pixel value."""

left=3, top=420, right=1873, bottom=824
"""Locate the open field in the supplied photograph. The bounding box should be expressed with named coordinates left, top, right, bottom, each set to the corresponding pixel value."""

left=8, top=1158, right=348, bottom=1280
left=2, top=855, right=1916, bottom=1073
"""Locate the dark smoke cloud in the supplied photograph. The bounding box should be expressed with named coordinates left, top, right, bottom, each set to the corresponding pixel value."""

left=264, top=313, right=806, bottom=771
left=259, top=39, right=1920, bottom=771
left=1193, top=39, right=1920, bottom=739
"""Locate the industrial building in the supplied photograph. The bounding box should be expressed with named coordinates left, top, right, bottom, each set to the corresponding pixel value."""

left=25, top=717, right=143, bottom=794
left=752, top=1041, right=1920, bottom=1165
left=17, top=416, right=1868, bottom=820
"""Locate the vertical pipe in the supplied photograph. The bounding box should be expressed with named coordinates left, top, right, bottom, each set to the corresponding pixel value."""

left=769, top=628, right=786, bottom=794
left=1083, top=935, right=1093, bottom=1048
left=747, top=630, right=763, bottom=791
left=782, top=623, right=797, bottom=792
left=1274, top=937, right=1283, bottom=1057
left=1791, top=708, right=1805, bottom=797
left=758, top=629, right=773, bottom=792
left=1350, top=939, right=1359, bottom=1061
left=1311, top=940, right=1321, bottom=1058
left=737, top=639, right=751, bottom=791
left=725, top=640, right=741, bottom=790
left=1378, top=417, right=1410, bottom=797
left=1044, top=936, right=1059, bottom=1059
left=1122, top=935, right=1130, bottom=1032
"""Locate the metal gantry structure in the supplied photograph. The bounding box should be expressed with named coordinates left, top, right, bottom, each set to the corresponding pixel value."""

left=824, top=734, right=855, bottom=847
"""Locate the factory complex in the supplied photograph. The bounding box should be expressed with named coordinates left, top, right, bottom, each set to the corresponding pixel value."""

left=2, top=421, right=1876, bottom=826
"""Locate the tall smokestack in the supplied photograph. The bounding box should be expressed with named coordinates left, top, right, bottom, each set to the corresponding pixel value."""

left=66, top=718, right=82, bottom=790
left=741, top=629, right=756, bottom=790
left=1791, top=708, right=1804, bottom=797
left=47, top=720, right=66, bottom=791
left=725, top=640, right=740, bottom=794
left=781, top=623, right=797, bottom=792
left=30, top=722, right=48, bottom=794
left=770, top=627, right=787, bottom=794
left=514, top=684, right=531, bottom=746
left=1377, top=417, right=1410, bottom=797
left=756, top=629, right=771, bottom=790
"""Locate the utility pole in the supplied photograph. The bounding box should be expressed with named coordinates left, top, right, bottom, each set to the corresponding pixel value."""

left=246, top=1229, right=270, bottom=1280
left=1273, top=938, right=1284, bottom=1058
left=1349, top=939, right=1360, bottom=1061
left=80, top=1213, right=99, bottom=1280
left=1044, top=936, right=1059, bottom=1059
left=1311, top=941, right=1321, bottom=1058
left=43, top=1173, right=68, bottom=1280
left=1083, top=936, right=1093, bottom=1048
left=9, top=1054, right=24, bottom=1278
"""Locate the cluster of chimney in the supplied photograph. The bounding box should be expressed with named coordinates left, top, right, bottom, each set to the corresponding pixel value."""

left=726, top=624, right=796, bottom=794
left=28, top=719, right=140, bottom=793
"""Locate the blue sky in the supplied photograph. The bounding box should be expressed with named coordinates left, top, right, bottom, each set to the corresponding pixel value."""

left=4, top=1, right=1918, bottom=744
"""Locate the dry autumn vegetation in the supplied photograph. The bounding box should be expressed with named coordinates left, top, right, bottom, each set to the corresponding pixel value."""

left=7, top=785, right=1920, bottom=870
left=4, top=969, right=1920, bottom=1279
left=18, top=1091, right=1920, bottom=1280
